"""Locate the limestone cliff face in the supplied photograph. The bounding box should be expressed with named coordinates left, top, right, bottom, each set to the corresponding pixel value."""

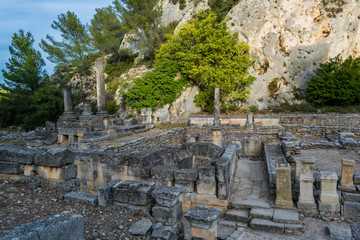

left=118, top=0, right=360, bottom=111
left=226, top=0, right=360, bottom=109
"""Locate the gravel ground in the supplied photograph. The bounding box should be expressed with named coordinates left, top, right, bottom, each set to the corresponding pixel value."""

left=0, top=179, right=144, bottom=240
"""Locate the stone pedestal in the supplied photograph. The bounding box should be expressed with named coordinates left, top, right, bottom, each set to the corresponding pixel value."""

left=213, top=86, right=220, bottom=126
left=150, top=186, right=186, bottom=239
left=95, top=59, right=107, bottom=114
left=185, top=206, right=221, bottom=240
left=295, top=157, right=315, bottom=184
left=340, top=158, right=355, bottom=189
left=212, top=127, right=223, bottom=148
left=246, top=113, right=253, bottom=126
left=275, top=164, right=293, bottom=208
left=298, top=174, right=315, bottom=205
left=82, top=100, right=92, bottom=116
left=319, top=172, right=339, bottom=204
left=141, top=108, right=152, bottom=124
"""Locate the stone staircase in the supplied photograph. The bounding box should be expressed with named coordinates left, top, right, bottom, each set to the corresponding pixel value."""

left=220, top=198, right=304, bottom=239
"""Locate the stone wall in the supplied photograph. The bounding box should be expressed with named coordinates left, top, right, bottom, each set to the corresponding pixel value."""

left=113, top=128, right=187, bottom=153
left=280, top=114, right=360, bottom=127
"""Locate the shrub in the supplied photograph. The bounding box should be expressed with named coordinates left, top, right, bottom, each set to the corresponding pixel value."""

left=307, top=56, right=360, bottom=106
left=106, top=100, right=119, bottom=115
left=125, top=60, right=189, bottom=112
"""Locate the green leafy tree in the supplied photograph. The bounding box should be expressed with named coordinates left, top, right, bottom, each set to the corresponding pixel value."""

left=0, top=29, right=63, bottom=129
left=209, top=0, right=239, bottom=22
left=90, top=6, right=125, bottom=54
left=40, top=11, right=93, bottom=73
left=307, top=55, right=360, bottom=106
left=156, top=10, right=255, bottom=111
left=113, top=0, right=173, bottom=59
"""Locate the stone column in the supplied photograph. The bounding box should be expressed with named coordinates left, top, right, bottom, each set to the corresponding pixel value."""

left=275, top=163, right=293, bottom=208
left=185, top=206, right=222, bottom=240
left=95, top=59, right=107, bottom=114
left=340, top=158, right=355, bottom=189
left=141, top=108, right=152, bottom=124
left=82, top=100, right=92, bottom=116
left=151, top=186, right=186, bottom=239
left=213, top=86, right=220, bottom=126
left=62, top=85, right=74, bottom=115
left=319, top=171, right=340, bottom=218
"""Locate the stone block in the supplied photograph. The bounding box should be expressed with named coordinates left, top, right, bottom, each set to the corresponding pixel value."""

left=250, top=218, right=284, bottom=234
left=184, top=205, right=222, bottom=229
left=0, top=144, right=41, bottom=164
left=57, top=178, right=80, bottom=199
left=64, top=191, right=98, bottom=206
left=174, top=169, right=198, bottom=181
left=34, top=148, right=74, bottom=167
left=151, top=186, right=186, bottom=207
left=128, top=165, right=151, bottom=178
left=151, top=165, right=176, bottom=180
left=340, top=158, right=355, bottom=188
left=225, top=209, right=249, bottom=223
left=190, top=193, right=228, bottom=208
left=129, top=218, right=152, bottom=237
left=98, top=179, right=122, bottom=207
left=112, top=180, right=155, bottom=206
left=196, top=180, right=216, bottom=195
left=343, top=193, right=360, bottom=202
left=273, top=209, right=299, bottom=224
left=298, top=174, right=315, bottom=204
left=231, top=198, right=270, bottom=209
left=338, top=185, right=356, bottom=193
left=320, top=172, right=339, bottom=204
left=326, top=225, right=352, bottom=240
left=152, top=179, right=174, bottom=187
left=343, top=201, right=360, bottom=221
left=217, top=182, right=229, bottom=200
left=350, top=222, right=360, bottom=240
left=44, top=132, right=58, bottom=145
left=152, top=201, right=182, bottom=226
left=318, top=201, right=340, bottom=218
left=284, top=223, right=304, bottom=235
left=275, top=164, right=293, bottom=208
left=249, top=208, right=274, bottom=220
left=61, top=164, right=77, bottom=180
left=113, top=202, right=152, bottom=215
left=26, top=140, right=44, bottom=147
left=198, top=165, right=216, bottom=181
left=354, top=174, right=360, bottom=185
left=191, top=226, right=217, bottom=240
left=174, top=180, right=195, bottom=192
left=0, top=212, right=84, bottom=240
left=0, top=161, right=23, bottom=174
left=151, top=222, right=184, bottom=240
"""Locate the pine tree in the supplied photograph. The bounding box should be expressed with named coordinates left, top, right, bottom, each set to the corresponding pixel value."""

left=40, top=11, right=93, bottom=73
left=90, top=6, right=125, bottom=54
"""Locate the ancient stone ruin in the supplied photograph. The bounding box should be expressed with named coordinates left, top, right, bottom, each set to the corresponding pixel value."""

left=1, top=87, right=360, bottom=239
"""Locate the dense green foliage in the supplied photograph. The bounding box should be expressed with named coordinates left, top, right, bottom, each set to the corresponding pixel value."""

left=0, top=30, right=63, bottom=129
left=170, top=0, right=186, bottom=10
left=307, top=56, right=360, bottom=106
left=90, top=6, right=125, bottom=54
left=156, top=10, right=255, bottom=111
left=126, top=60, right=188, bottom=111
left=209, top=0, right=239, bottom=22
left=40, top=11, right=94, bottom=74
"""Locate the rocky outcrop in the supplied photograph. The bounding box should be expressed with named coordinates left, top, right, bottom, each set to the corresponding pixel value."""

left=226, top=0, right=360, bottom=109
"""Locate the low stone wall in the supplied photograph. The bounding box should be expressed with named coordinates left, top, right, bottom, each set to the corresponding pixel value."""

left=280, top=114, right=360, bottom=127
left=189, top=115, right=280, bottom=127
left=113, top=128, right=187, bottom=153
left=0, top=212, right=85, bottom=240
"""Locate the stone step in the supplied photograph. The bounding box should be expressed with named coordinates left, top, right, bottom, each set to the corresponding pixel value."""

left=231, top=198, right=270, bottom=210
left=250, top=218, right=284, bottom=234
left=225, top=209, right=250, bottom=223
left=249, top=208, right=274, bottom=220
left=218, top=220, right=237, bottom=228
left=64, top=191, right=98, bottom=206
left=284, top=223, right=304, bottom=235
left=273, top=208, right=300, bottom=224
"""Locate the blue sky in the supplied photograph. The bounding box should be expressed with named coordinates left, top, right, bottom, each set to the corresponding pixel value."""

left=0, top=0, right=114, bottom=83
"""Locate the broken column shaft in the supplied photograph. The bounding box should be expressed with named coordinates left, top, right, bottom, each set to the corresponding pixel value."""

left=62, top=85, right=74, bottom=115
left=95, top=59, right=107, bottom=114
